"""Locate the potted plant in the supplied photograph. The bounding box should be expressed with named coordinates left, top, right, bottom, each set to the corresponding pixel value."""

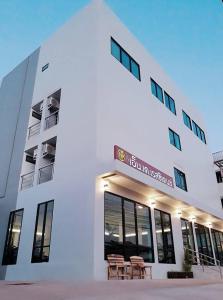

left=167, top=248, right=194, bottom=279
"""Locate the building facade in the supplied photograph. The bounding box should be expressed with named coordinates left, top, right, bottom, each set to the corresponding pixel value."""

left=0, top=0, right=223, bottom=280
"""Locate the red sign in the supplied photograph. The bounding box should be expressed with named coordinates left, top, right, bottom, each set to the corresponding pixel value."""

left=114, top=145, right=174, bottom=188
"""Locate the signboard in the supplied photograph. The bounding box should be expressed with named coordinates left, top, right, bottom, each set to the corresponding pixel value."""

left=114, top=145, right=174, bottom=188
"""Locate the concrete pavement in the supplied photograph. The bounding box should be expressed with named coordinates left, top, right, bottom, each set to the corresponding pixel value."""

left=0, top=279, right=222, bottom=300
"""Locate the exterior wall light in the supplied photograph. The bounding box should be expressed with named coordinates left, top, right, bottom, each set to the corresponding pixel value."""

left=149, top=200, right=156, bottom=209
left=189, top=216, right=196, bottom=223
left=176, top=209, right=182, bottom=218
left=207, top=222, right=212, bottom=228
left=101, top=180, right=109, bottom=191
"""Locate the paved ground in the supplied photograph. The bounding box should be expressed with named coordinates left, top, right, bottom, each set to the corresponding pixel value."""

left=0, top=279, right=223, bottom=300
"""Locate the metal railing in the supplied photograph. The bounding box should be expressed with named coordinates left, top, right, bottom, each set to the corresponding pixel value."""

left=184, top=247, right=222, bottom=279
left=45, top=111, right=59, bottom=130
left=38, top=163, right=54, bottom=184
left=28, top=122, right=41, bottom=139
left=20, top=171, right=35, bottom=190
left=213, top=151, right=223, bottom=164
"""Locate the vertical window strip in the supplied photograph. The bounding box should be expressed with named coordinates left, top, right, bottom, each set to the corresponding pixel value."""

left=169, top=129, right=181, bottom=150
left=32, top=200, right=54, bottom=263
left=174, top=168, right=187, bottom=191
left=154, top=209, right=175, bottom=264
left=2, top=209, right=24, bottom=265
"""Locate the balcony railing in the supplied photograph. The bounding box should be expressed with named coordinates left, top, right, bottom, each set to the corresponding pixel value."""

left=213, top=151, right=223, bottom=167
left=45, top=111, right=59, bottom=130
left=21, top=171, right=35, bottom=190
left=38, top=163, right=54, bottom=184
left=28, top=122, right=41, bottom=139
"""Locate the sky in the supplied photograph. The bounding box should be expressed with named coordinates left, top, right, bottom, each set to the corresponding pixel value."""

left=0, top=0, right=222, bottom=152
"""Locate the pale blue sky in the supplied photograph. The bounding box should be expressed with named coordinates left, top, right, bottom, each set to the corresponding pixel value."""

left=0, top=0, right=222, bottom=152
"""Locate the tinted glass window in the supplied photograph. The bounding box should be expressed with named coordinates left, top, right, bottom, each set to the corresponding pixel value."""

left=174, top=168, right=187, bottom=191
left=131, top=59, right=140, bottom=80
left=154, top=209, right=175, bottom=264
left=182, top=111, right=192, bottom=130
left=124, top=201, right=137, bottom=259
left=195, top=223, right=214, bottom=264
left=212, top=229, right=223, bottom=266
left=2, top=209, right=24, bottom=265
left=164, top=92, right=176, bottom=115
left=136, top=205, right=153, bottom=262
left=105, top=193, right=124, bottom=256
left=104, top=192, right=154, bottom=262
left=111, top=39, right=121, bottom=61
left=156, top=84, right=163, bottom=102
left=111, top=38, right=140, bottom=80
left=151, top=79, right=157, bottom=96
left=32, top=200, right=54, bottom=263
left=181, top=219, right=196, bottom=262
left=169, top=129, right=181, bottom=150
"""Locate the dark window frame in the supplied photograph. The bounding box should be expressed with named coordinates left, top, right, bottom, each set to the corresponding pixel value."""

left=150, top=78, right=164, bottom=103
left=180, top=218, right=196, bottom=251
left=31, top=200, right=54, bottom=263
left=169, top=128, right=182, bottom=151
left=154, top=208, right=176, bottom=264
left=42, top=63, right=49, bottom=72
left=174, top=167, right=187, bottom=191
left=182, top=110, right=192, bottom=130
left=104, top=191, right=154, bottom=263
left=195, top=223, right=214, bottom=264
left=164, top=92, right=176, bottom=115
left=211, top=228, right=223, bottom=266
left=111, top=37, right=141, bottom=81
left=2, top=209, right=24, bottom=265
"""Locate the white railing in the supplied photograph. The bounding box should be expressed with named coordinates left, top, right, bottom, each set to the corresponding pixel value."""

left=213, top=151, right=223, bottom=164
left=184, top=247, right=222, bottom=279
left=38, top=163, right=54, bottom=184
left=20, top=171, right=35, bottom=190
left=28, top=122, right=41, bottom=139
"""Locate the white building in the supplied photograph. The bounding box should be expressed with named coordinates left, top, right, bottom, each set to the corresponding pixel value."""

left=0, top=0, right=223, bottom=281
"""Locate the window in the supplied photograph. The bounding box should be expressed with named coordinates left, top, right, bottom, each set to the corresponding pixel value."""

left=150, top=78, right=163, bottom=103
left=211, top=229, right=223, bottom=266
left=174, top=168, right=187, bottom=191
left=169, top=129, right=181, bottom=150
left=111, top=38, right=141, bottom=81
left=216, top=171, right=223, bottom=183
left=104, top=192, right=154, bottom=262
left=200, top=129, right=206, bottom=144
left=182, top=111, right=192, bottom=130
left=2, top=209, right=24, bottom=265
left=182, top=111, right=206, bottom=144
left=154, top=209, right=175, bottom=264
left=42, top=63, right=49, bottom=72
left=195, top=223, right=214, bottom=264
left=164, top=92, right=176, bottom=115
left=32, top=200, right=54, bottom=263
left=181, top=219, right=196, bottom=263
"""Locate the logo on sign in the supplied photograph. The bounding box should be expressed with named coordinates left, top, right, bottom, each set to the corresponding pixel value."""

left=114, top=145, right=174, bottom=188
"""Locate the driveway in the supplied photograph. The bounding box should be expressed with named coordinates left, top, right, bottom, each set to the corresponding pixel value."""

left=0, top=279, right=222, bottom=300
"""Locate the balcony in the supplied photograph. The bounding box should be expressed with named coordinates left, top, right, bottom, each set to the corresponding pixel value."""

left=45, top=111, right=59, bottom=130
left=28, top=122, right=41, bottom=139
left=21, top=171, right=34, bottom=190
left=38, top=163, right=54, bottom=184
left=213, top=151, right=223, bottom=168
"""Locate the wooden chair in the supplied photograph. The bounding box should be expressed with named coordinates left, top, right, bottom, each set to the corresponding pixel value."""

left=107, top=254, right=129, bottom=280
left=129, top=256, right=152, bottom=279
